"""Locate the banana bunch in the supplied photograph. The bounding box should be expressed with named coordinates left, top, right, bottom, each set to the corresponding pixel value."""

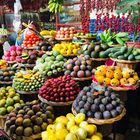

left=100, top=29, right=129, bottom=46
left=48, top=0, right=63, bottom=13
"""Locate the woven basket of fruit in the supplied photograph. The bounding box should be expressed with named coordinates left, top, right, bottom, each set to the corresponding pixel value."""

left=17, top=90, right=38, bottom=95
left=38, top=75, right=80, bottom=106
left=38, top=95, right=73, bottom=106
left=72, top=107, right=126, bottom=125
left=93, top=65, right=139, bottom=91
left=72, top=77, right=92, bottom=81
left=72, top=83, right=126, bottom=125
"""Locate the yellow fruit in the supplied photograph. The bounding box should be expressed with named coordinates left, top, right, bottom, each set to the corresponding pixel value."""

left=48, top=134, right=58, bottom=140
left=70, top=125, right=79, bottom=134
left=133, top=74, right=139, bottom=81
left=95, top=75, right=104, bottom=83
left=110, top=78, right=120, bottom=87
left=96, top=133, right=103, bottom=139
left=55, top=116, right=68, bottom=125
left=106, top=69, right=114, bottom=79
left=114, top=71, right=122, bottom=79
left=120, top=78, right=128, bottom=85
left=75, top=113, right=85, bottom=124
left=79, top=121, right=88, bottom=128
left=67, top=50, right=72, bottom=55
left=47, top=124, right=55, bottom=134
left=55, top=122, right=65, bottom=130
left=91, top=135, right=102, bottom=140
left=41, top=131, right=48, bottom=139
left=128, top=78, right=136, bottom=85
left=67, top=120, right=75, bottom=130
left=55, top=129, right=68, bottom=140
left=122, top=71, right=130, bottom=79
left=103, top=78, right=111, bottom=85
left=84, top=124, right=97, bottom=136
left=66, top=113, right=75, bottom=121
left=65, top=133, right=78, bottom=140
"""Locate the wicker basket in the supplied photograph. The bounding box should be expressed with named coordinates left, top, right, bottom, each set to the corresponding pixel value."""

left=72, top=77, right=92, bottom=81
left=72, top=107, right=126, bottom=125
left=0, top=115, right=7, bottom=128
left=17, top=90, right=38, bottom=94
left=38, top=95, right=73, bottom=106
left=55, top=38, right=72, bottom=41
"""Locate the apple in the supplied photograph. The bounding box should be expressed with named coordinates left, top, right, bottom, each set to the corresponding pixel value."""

left=66, top=97, right=70, bottom=102
left=79, top=121, right=88, bottom=128
left=11, top=50, right=16, bottom=56
left=77, top=128, right=87, bottom=140
left=60, top=97, right=64, bottom=102
left=70, top=96, right=75, bottom=101
left=16, top=51, right=22, bottom=56
left=84, top=124, right=97, bottom=137
left=75, top=113, right=86, bottom=124
left=60, top=92, right=64, bottom=96
left=5, top=57, right=10, bottom=61
left=91, top=135, right=102, bottom=140
left=65, top=133, right=78, bottom=140
left=67, top=120, right=75, bottom=130
left=16, top=46, right=22, bottom=51
left=10, top=46, right=16, bottom=51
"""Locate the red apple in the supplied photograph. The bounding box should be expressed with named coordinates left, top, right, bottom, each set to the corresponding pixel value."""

left=5, top=57, right=10, bottom=61
left=11, top=50, right=17, bottom=56
left=66, top=97, right=70, bottom=102
left=16, top=46, right=22, bottom=51
left=10, top=46, right=16, bottom=51
left=5, top=51, right=11, bottom=57
left=16, top=51, right=22, bottom=56
left=50, top=97, right=54, bottom=101
left=70, top=96, right=75, bottom=101
left=10, top=56, right=16, bottom=61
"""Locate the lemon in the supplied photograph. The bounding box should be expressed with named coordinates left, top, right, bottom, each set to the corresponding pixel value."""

left=55, top=116, right=68, bottom=125
left=73, top=49, right=78, bottom=55
left=66, top=113, right=75, bottom=121
left=55, top=122, right=65, bottom=130
left=67, top=120, right=75, bottom=130
left=70, top=125, right=79, bottom=134
left=91, top=135, right=102, bottom=140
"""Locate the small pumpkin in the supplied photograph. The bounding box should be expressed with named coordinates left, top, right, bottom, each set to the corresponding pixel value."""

left=122, top=71, right=130, bottom=79
left=133, top=74, right=139, bottom=81
left=96, top=65, right=106, bottom=76
left=103, top=78, right=111, bottom=85
left=114, top=70, right=122, bottom=79
left=95, top=75, right=104, bottom=83
left=106, top=69, right=114, bottom=79
left=110, top=78, right=120, bottom=87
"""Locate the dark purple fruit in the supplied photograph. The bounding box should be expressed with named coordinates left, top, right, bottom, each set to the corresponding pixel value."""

left=94, top=112, right=102, bottom=119
left=85, top=70, right=91, bottom=77
left=106, top=104, right=113, bottom=111
left=103, top=111, right=111, bottom=119
left=111, top=101, right=117, bottom=107
left=82, top=95, right=87, bottom=102
left=116, top=106, right=123, bottom=114
left=94, top=98, right=100, bottom=105
left=101, top=98, right=108, bottom=105
left=87, top=111, right=93, bottom=117
left=84, top=103, right=91, bottom=111
left=80, top=108, right=86, bottom=114
left=111, top=109, right=118, bottom=117
left=87, top=97, right=93, bottom=104
left=83, top=86, right=90, bottom=92
left=91, top=104, right=99, bottom=112
left=99, top=104, right=105, bottom=112
left=79, top=101, right=85, bottom=108
left=111, top=94, right=116, bottom=100
left=75, top=106, right=80, bottom=113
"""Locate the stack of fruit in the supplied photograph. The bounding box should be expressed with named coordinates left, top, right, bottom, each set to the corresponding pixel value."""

left=0, top=86, right=24, bottom=116
left=73, top=83, right=125, bottom=120
left=99, top=29, right=129, bottom=46
left=53, top=42, right=80, bottom=56
left=5, top=100, right=54, bottom=137
left=0, top=60, right=7, bottom=69
left=13, top=70, right=45, bottom=92
left=16, top=51, right=44, bottom=65
left=55, top=27, right=76, bottom=39
left=108, top=46, right=140, bottom=61
left=3, top=46, right=22, bottom=62
left=39, top=75, right=80, bottom=103
left=78, top=42, right=110, bottom=59
left=93, top=65, right=139, bottom=87
left=64, top=54, right=94, bottom=79
left=76, top=32, right=96, bottom=38
left=0, top=67, right=17, bottom=82
left=42, top=113, right=102, bottom=140
left=36, top=42, right=52, bottom=52
left=34, top=51, right=66, bottom=77
left=21, top=34, right=41, bottom=48
left=40, top=30, right=56, bottom=38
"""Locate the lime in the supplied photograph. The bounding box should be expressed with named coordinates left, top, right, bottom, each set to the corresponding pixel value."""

left=14, top=103, right=21, bottom=107
left=6, top=86, right=12, bottom=91
left=8, top=91, right=16, bottom=98
left=0, top=90, right=6, bottom=96
left=0, top=99, right=6, bottom=107
left=13, top=96, right=20, bottom=103
left=7, top=106, right=14, bottom=113
left=20, top=100, right=24, bottom=104
left=6, top=98, right=14, bottom=106
left=0, top=107, right=7, bottom=115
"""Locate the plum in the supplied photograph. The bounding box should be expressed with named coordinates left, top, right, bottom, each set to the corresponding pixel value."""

left=111, top=94, right=116, bottom=100
left=75, top=106, right=80, bottom=113
left=77, top=70, right=85, bottom=78
left=104, top=91, right=111, bottom=97
left=79, top=101, right=85, bottom=108
left=84, top=103, right=91, bottom=111
left=91, top=104, right=99, bottom=112
left=105, top=97, right=111, bottom=103
left=87, top=111, right=93, bottom=117
left=94, top=98, right=101, bottom=105
left=116, top=106, right=123, bottom=114
left=71, top=71, right=77, bottom=77
left=85, top=70, right=91, bottom=77
left=73, top=66, right=80, bottom=72
left=66, top=64, right=73, bottom=70
left=82, top=95, right=87, bottom=101
left=111, top=109, right=118, bottom=117
left=80, top=65, right=86, bottom=70
left=75, top=60, right=81, bottom=66
left=106, top=104, right=113, bottom=111
left=86, top=65, right=92, bottom=70
left=111, top=101, right=117, bottom=107
left=94, top=112, right=102, bottom=119
left=80, top=108, right=86, bottom=114
left=101, top=98, right=108, bottom=105
left=103, top=111, right=111, bottom=119
left=83, top=86, right=90, bottom=92
left=99, top=104, right=105, bottom=112
left=87, top=97, right=93, bottom=104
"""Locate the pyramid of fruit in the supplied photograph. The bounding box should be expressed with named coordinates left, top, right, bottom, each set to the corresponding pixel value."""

left=34, top=51, right=66, bottom=77
left=0, top=67, right=17, bottom=82
left=73, top=83, right=124, bottom=119
left=5, top=100, right=54, bottom=137
left=16, top=50, right=45, bottom=64
left=94, top=65, right=139, bottom=87
left=56, top=27, right=76, bottom=39
left=42, top=113, right=102, bottom=140
left=0, top=86, right=24, bottom=116
left=13, top=70, right=45, bottom=92
left=78, top=43, right=110, bottom=59
left=21, top=33, right=41, bottom=48
left=39, top=75, right=80, bottom=102
left=3, top=46, right=23, bottom=62
left=64, top=54, right=94, bottom=78
left=53, top=42, right=80, bottom=56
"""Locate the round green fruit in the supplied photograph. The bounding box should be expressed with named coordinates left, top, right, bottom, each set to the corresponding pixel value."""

left=0, top=107, right=7, bottom=115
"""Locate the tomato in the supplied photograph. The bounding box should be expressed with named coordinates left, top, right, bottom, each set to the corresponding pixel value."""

left=32, top=41, right=36, bottom=44
left=32, top=37, right=37, bottom=41
left=28, top=38, right=32, bottom=41
left=23, top=41, right=27, bottom=44
left=36, top=41, right=40, bottom=45
left=65, top=31, right=69, bottom=34
left=27, top=41, right=32, bottom=44
left=32, top=44, right=36, bottom=47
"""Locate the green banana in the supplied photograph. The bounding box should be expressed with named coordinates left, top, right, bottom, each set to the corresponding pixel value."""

left=116, top=37, right=124, bottom=45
